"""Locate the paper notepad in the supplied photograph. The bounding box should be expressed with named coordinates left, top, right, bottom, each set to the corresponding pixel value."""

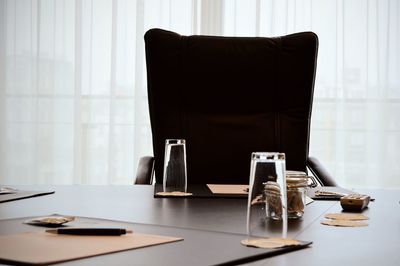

left=207, top=184, right=314, bottom=205
left=0, top=231, right=182, bottom=265
left=207, top=184, right=249, bottom=195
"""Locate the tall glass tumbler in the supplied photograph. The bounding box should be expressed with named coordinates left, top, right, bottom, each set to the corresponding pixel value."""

left=246, top=152, right=287, bottom=239
left=163, top=139, right=187, bottom=193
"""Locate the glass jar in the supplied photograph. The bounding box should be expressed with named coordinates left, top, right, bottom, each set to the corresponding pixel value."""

left=263, top=181, right=283, bottom=220
left=286, top=171, right=308, bottom=219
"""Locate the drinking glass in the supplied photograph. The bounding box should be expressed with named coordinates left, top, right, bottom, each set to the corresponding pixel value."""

left=163, top=139, right=187, bottom=193
left=246, top=152, right=287, bottom=239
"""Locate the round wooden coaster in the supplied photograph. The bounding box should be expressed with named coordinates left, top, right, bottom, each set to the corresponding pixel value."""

left=321, top=219, right=368, bottom=227
left=324, top=213, right=369, bottom=221
left=155, top=192, right=193, bottom=196
left=241, top=238, right=301, bottom=249
left=25, top=216, right=75, bottom=226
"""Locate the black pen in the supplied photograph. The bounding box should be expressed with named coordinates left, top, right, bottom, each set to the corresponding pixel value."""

left=45, top=228, right=133, bottom=236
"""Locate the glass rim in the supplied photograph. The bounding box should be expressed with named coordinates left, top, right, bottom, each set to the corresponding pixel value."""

left=251, top=152, right=285, bottom=160
left=165, top=139, right=186, bottom=144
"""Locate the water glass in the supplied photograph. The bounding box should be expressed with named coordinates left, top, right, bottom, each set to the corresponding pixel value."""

left=163, top=139, right=187, bottom=193
left=246, top=152, right=287, bottom=239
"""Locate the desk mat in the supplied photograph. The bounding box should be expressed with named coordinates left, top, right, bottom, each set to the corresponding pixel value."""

left=0, top=190, right=55, bottom=203
left=0, top=228, right=181, bottom=265
left=154, top=183, right=248, bottom=199
left=0, top=216, right=312, bottom=266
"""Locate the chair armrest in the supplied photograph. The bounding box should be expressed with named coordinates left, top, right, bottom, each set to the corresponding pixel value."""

left=134, top=156, right=155, bottom=185
left=306, top=156, right=338, bottom=186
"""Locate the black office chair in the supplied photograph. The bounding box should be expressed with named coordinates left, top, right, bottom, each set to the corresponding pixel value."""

left=135, top=28, right=338, bottom=186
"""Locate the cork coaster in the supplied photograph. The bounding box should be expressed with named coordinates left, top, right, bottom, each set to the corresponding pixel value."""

left=155, top=192, right=193, bottom=197
left=25, top=216, right=75, bottom=226
left=241, top=238, right=301, bottom=249
left=324, top=213, right=369, bottom=221
left=321, top=220, right=368, bottom=227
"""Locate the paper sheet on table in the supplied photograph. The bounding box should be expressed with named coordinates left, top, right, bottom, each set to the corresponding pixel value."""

left=207, top=184, right=249, bottom=195
left=0, top=231, right=183, bottom=265
left=305, top=196, right=314, bottom=205
left=207, top=184, right=314, bottom=205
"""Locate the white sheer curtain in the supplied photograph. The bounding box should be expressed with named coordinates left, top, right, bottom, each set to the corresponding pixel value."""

left=222, top=0, right=400, bottom=189
left=0, top=0, right=196, bottom=185
left=1, top=0, right=399, bottom=188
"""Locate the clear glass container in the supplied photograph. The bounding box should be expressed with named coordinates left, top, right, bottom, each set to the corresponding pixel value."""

left=286, top=173, right=308, bottom=219
left=247, top=152, right=287, bottom=239
left=163, top=139, right=187, bottom=193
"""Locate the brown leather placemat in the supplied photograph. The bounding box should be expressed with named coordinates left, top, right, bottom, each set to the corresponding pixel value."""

left=0, top=190, right=55, bottom=203
left=0, top=216, right=312, bottom=266
left=0, top=231, right=182, bottom=265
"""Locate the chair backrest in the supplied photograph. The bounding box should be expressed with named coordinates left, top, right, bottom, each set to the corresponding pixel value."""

left=134, top=156, right=154, bottom=185
left=144, top=28, right=318, bottom=184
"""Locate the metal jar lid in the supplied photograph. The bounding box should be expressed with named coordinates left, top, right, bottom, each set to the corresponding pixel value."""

left=286, top=170, right=308, bottom=188
left=286, top=170, right=307, bottom=178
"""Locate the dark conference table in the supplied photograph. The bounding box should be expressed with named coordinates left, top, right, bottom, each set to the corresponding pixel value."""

left=0, top=185, right=399, bottom=265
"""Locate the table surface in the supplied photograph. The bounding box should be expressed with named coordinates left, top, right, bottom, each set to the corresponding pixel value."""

left=0, top=185, right=399, bottom=265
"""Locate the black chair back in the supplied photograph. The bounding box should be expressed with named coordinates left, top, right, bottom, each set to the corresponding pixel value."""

left=144, top=28, right=318, bottom=184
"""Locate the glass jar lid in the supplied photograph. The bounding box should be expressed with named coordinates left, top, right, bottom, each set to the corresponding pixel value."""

left=286, top=177, right=308, bottom=188
left=286, top=170, right=307, bottom=178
